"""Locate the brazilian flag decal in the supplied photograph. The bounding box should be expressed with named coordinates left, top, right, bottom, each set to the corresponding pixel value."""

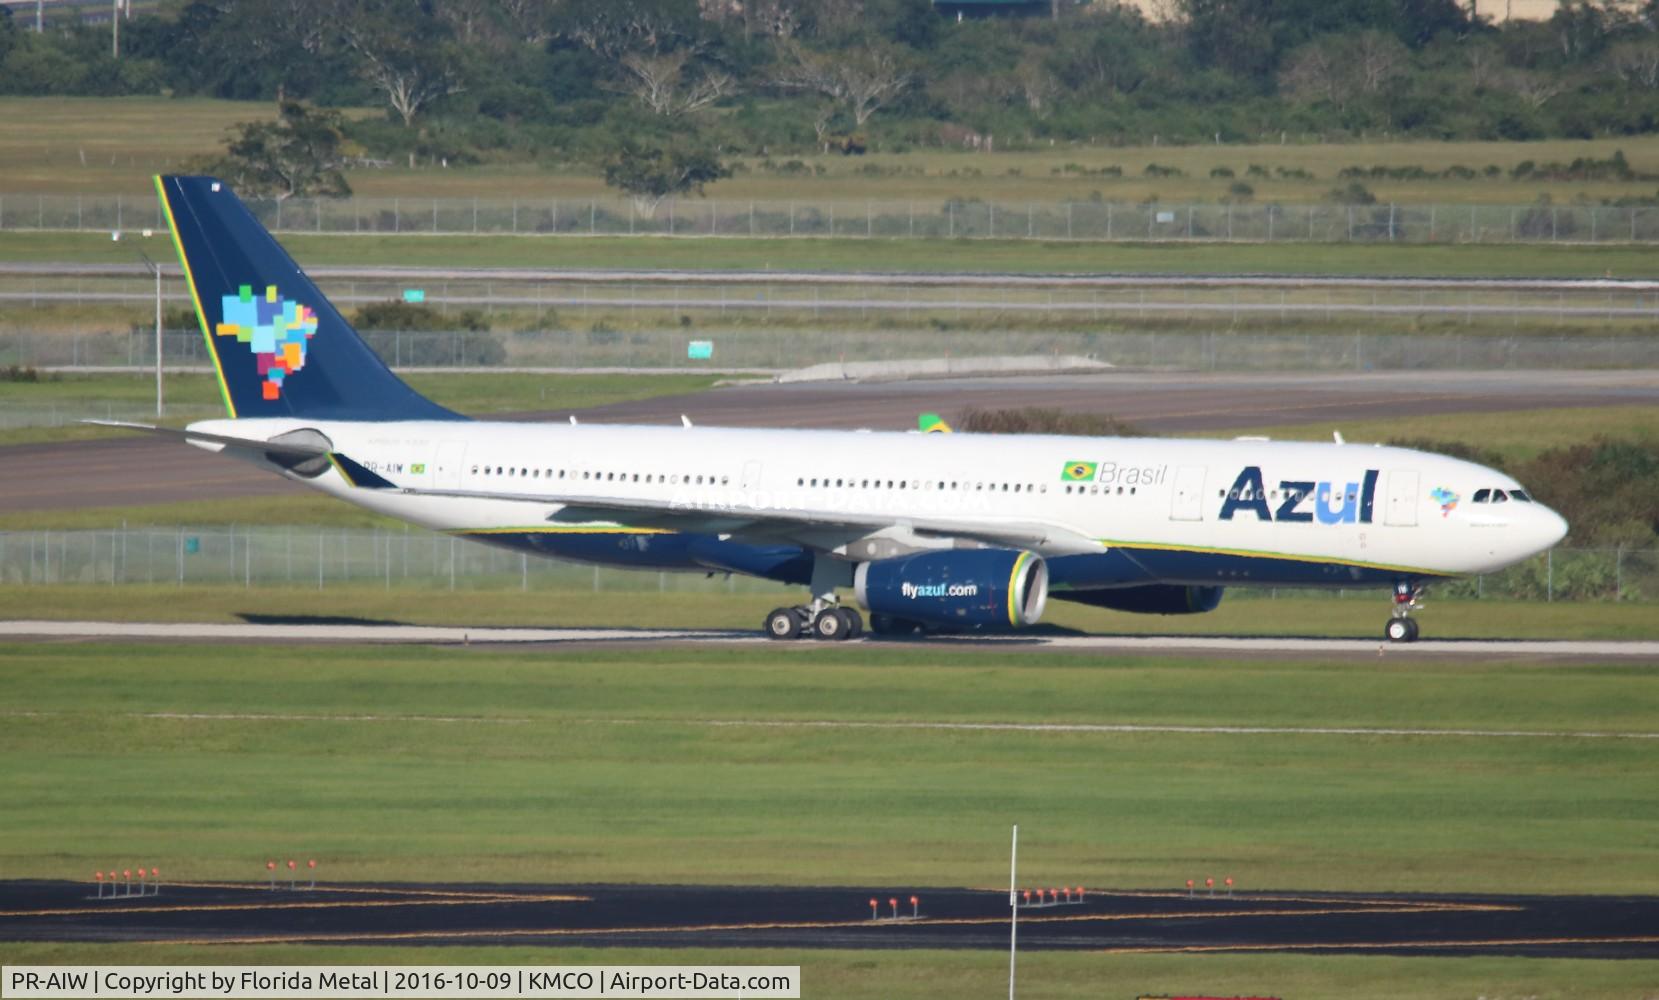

left=1061, top=460, right=1097, bottom=482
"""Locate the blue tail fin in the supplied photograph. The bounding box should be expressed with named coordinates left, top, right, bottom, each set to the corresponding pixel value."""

left=157, top=175, right=463, bottom=422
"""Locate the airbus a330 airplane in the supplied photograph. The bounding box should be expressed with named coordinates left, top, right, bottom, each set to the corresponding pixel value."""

left=102, top=176, right=1569, bottom=643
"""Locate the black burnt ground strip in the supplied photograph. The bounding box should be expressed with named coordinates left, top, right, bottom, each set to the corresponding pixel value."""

left=0, top=881, right=1655, bottom=958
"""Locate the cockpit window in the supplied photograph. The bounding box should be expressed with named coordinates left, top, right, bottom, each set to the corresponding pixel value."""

left=1491, top=489, right=1508, bottom=503
left=1509, top=489, right=1532, bottom=502
left=1473, top=488, right=1490, bottom=503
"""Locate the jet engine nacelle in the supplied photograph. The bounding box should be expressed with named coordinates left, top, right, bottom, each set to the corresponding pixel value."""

left=1057, top=584, right=1225, bottom=615
left=855, top=549, right=1048, bottom=630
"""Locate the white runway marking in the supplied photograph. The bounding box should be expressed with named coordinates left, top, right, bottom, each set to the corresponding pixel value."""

left=2, top=711, right=1653, bottom=742
left=2, top=619, right=1658, bottom=659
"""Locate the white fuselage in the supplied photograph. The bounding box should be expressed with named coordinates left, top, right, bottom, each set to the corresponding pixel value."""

left=188, top=417, right=1567, bottom=589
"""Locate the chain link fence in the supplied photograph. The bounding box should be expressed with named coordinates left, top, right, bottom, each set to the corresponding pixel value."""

left=0, top=527, right=794, bottom=594
left=7, top=192, right=1659, bottom=245
left=0, top=528, right=1650, bottom=602
left=5, top=328, right=1658, bottom=382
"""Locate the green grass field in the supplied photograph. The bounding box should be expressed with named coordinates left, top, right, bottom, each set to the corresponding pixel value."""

left=1235, top=404, right=1659, bottom=461
left=1, top=641, right=1656, bottom=996
left=7, top=97, right=1659, bottom=207
left=2, top=642, right=1655, bottom=891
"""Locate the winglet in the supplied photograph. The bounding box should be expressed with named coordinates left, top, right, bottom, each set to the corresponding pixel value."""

left=328, top=453, right=397, bottom=490
left=918, top=413, right=952, bottom=434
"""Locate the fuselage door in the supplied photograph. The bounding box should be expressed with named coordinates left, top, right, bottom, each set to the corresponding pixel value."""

left=1384, top=469, right=1419, bottom=526
left=740, top=460, right=763, bottom=490
left=434, top=440, right=466, bottom=489
left=1170, top=465, right=1206, bottom=521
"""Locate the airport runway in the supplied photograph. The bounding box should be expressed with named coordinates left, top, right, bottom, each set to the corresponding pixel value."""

left=1, top=879, right=1654, bottom=957
left=4, top=370, right=1657, bottom=512
left=4, top=621, right=1658, bottom=663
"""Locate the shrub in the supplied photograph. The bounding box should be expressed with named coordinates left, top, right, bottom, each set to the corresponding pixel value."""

left=1327, top=181, right=1377, bottom=205
left=957, top=407, right=1147, bottom=437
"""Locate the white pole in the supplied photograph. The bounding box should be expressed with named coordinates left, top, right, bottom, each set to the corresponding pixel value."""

left=154, top=262, right=163, bottom=417
left=1008, top=824, right=1018, bottom=1000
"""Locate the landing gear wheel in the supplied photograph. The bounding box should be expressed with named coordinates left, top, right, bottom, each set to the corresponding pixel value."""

left=1385, top=617, right=1419, bottom=643
left=765, top=607, right=805, bottom=640
left=841, top=608, right=864, bottom=638
left=812, top=607, right=853, bottom=641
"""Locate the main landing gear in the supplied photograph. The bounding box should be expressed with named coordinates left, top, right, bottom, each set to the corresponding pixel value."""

left=1385, top=581, right=1425, bottom=643
left=764, top=603, right=864, bottom=641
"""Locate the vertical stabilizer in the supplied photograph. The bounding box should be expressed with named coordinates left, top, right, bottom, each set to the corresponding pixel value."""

left=156, top=175, right=463, bottom=422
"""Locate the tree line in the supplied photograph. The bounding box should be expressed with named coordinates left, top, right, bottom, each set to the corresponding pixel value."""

left=5, top=0, right=1659, bottom=171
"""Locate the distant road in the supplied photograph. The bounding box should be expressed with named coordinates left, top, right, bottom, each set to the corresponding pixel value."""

left=7, top=261, right=1659, bottom=292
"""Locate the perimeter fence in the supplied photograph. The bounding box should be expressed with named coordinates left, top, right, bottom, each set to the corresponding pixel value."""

left=8, top=192, right=1659, bottom=245
left=0, top=527, right=1650, bottom=603
left=4, top=328, right=1657, bottom=387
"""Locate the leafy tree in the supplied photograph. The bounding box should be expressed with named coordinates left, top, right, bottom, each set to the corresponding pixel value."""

left=207, top=101, right=352, bottom=201
left=340, top=0, right=466, bottom=127
left=775, top=42, right=910, bottom=128
left=601, top=138, right=728, bottom=216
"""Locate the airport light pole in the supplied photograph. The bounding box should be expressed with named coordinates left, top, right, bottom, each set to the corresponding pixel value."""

left=136, top=248, right=163, bottom=417
left=1008, top=824, right=1018, bottom=1000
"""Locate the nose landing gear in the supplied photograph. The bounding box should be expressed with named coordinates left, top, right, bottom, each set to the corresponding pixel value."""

left=1385, top=581, right=1424, bottom=642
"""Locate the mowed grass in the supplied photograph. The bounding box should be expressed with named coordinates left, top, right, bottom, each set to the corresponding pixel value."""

left=3, top=945, right=1654, bottom=1000
left=0, top=585, right=1655, bottom=639
left=6, top=228, right=1658, bottom=278
left=7, top=97, right=1659, bottom=205
left=1, top=642, right=1655, bottom=896
left=1222, top=405, right=1659, bottom=461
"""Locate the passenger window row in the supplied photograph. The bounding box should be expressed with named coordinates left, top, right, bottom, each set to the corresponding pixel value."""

left=1219, top=488, right=1352, bottom=502
left=470, top=465, right=729, bottom=487
left=1065, top=484, right=1137, bottom=496
left=795, top=477, right=1050, bottom=494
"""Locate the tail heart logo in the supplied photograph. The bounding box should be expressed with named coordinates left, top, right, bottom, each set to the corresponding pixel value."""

left=216, top=284, right=318, bottom=401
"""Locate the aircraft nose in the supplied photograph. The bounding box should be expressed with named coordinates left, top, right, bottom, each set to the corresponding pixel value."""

left=1537, top=506, right=1569, bottom=551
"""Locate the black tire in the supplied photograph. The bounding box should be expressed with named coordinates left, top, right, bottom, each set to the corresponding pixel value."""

left=1404, top=618, right=1421, bottom=642
left=765, top=607, right=802, bottom=640
left=812, top=608, right=847, bottom=641
left=840, top=608, right=864, bottom=638
left=1385, top=618, right=1413, bottom=643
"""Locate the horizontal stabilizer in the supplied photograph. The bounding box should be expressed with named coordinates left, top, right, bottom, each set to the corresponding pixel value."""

left=82, top=420, right=329, bottom=457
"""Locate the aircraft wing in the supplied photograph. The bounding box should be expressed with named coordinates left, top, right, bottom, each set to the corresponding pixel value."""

left=369, top=479, right=1103, bottom=556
